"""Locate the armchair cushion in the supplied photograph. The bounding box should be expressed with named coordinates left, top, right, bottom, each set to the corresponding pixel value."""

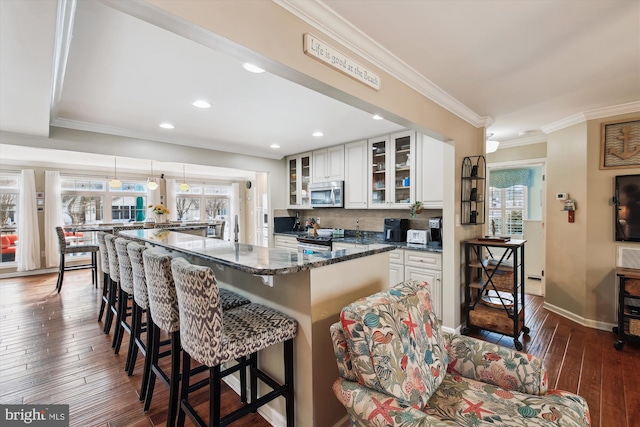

left=444, top=333, right=548, bottom=396
left=339, top=280, right=448, bottom=408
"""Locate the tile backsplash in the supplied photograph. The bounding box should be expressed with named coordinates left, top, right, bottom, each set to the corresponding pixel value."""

left=273, top=208, right=442, bottom=232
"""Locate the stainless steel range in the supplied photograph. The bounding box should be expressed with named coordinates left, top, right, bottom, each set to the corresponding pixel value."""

left=296, top=235, right=332, bottom=253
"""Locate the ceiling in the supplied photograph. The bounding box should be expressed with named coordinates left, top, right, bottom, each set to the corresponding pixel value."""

left=0, top=0, right=638, bottom=169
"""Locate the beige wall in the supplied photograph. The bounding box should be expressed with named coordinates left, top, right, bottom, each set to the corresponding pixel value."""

left=546, top=122, right=589, bottom=318
left=487, top=142, right=546, bottom=164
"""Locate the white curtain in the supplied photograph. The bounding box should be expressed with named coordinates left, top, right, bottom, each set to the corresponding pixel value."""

left=165, top=178, right=177, bottom=221
left=44, top=171, right=63, bottom=267
left=17, top=170, right=41, bottom=271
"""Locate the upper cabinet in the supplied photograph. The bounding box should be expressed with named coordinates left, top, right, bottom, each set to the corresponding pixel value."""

left=312, top=145, right=344, bottom=183
left=287, top=152, right=312, bottom=209
left=368, top=130, right=416, bottom=209
left=415, top=134, right=445, bottom=208
left=344, top=140, right=368, bottom=209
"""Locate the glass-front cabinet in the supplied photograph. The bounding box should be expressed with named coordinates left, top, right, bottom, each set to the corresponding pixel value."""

left=287, top=152, right=312, bottom=209
left=368, top=131, right=416, bottom=208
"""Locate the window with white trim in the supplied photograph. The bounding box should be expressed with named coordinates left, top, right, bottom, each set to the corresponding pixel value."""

left=0, top=173, right=20, bottom=265
left=488, top=185, right=527, bottom=236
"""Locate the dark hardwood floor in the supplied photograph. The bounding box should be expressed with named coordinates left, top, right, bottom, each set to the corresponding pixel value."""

left=1, top=271, right=639, bottom=426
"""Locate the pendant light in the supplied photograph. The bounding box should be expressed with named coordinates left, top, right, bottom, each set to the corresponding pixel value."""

left=179, top=164, right=190, bottom=192
left=109, top=157, right=122, bottom=189
left=147, top=161, right=158, bottom=190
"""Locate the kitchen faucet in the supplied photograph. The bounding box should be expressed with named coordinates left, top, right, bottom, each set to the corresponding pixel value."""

left=234, top=214, right=239, bottom=243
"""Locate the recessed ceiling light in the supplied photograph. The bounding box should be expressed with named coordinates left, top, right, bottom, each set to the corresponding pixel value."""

left=159, top=122, right=175, bottom=129
left=270, top=144, right=280, bottom=149
left=242, top=62, right=265, bottom=73
left=192, top=100, right=211, bottom=109
left=372, top=114, right=383, bottom=120
left=312, top=131, right=324, bottom=137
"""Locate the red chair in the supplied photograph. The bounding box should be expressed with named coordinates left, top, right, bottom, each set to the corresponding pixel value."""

left=1, top=235, right=16, bottom=262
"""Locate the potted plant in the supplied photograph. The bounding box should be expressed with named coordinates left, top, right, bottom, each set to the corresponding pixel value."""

left=409, top=201, right=423, bottom=218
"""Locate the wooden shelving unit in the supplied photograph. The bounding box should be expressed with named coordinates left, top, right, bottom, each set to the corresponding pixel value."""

left=462, top=238, right=529, bottom=350
left=614, top=267, right=640, bottom=350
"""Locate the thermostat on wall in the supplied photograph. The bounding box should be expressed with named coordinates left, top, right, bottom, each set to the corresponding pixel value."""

left=556, top=193, right=568, bottom=201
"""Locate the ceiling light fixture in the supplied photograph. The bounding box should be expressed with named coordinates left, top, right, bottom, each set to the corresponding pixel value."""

left=372, top=114, right=383, bottom=120
left=270, top=144, right=280, bottom=149
left=159, top=122, right=175, bottom=129
left=312, top=131, right=324, bottom=137
left=147, top=160, right=158, bottom=190
left=179, top=164, right=190, bottom=192
left=486, top=139, right=500, bottom=153
left=192, top=100, right=211, bottom=109
left=242, top=62, right=265, bottom=73
left=109, top=157, right=122, bottom=189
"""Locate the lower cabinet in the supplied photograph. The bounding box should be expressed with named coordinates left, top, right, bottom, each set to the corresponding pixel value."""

left=274, top=235, right=298, bottom=250
left=394, top=250, right=442, bottom=320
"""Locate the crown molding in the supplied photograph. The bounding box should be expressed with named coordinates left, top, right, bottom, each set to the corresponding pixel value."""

left=274, top=0, right=490, bottom=128
left=541, top=101, right=640, bottom=134
left=499, top=134, right=547, bottom=149
left=50, top=0, right=76, bottom=120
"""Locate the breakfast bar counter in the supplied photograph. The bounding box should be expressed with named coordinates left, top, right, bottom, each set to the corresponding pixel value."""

left=120, top=228, right=395, bottom=427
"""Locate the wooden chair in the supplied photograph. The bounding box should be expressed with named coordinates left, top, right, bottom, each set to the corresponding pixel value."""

left=54, top=226, right=98, bottom=293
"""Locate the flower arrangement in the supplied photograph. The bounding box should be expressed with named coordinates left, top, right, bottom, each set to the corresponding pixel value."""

left=149, top=204, right=170, bottom=215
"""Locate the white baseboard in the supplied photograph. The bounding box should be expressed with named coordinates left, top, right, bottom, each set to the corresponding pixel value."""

left=543, top=302, right=616, bottom=332
left=0, top=267, right=58, bottom=279
left=442, top=324, right=461, bottom=334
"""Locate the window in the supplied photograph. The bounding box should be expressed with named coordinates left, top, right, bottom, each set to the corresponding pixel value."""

left=488, top=185, right=527, bottom=236
left=175, top=183, right=231, bottom=238
left=0, top=173, right=20, bottom=265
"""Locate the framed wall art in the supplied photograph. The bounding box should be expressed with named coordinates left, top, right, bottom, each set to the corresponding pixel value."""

left=600, top=118, right=640, bottom=169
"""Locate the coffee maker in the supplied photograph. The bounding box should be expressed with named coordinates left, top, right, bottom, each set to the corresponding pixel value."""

left=384, top=218, right=409, bottom=242
left=428, top=217, right=443, bottom=247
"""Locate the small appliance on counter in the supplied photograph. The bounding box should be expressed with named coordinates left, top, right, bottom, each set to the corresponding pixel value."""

left=273, top=216, right=296, bottom=233
left=384, top=218, right=409, bottom=242
left=406, top=229, right=428, bottom=245
left=428, top=216, right=443, bottom=247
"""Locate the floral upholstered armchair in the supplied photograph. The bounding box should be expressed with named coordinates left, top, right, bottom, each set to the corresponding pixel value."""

left=331, top=280, right=591, bottom=426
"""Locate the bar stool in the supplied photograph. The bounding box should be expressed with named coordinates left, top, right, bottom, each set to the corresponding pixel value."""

left=54, top=226, right=99, bottom=293
left=113, top=237, right=134, bottom=363
left=171, top=257, right=298, bottom=427
left=96, top=232, right=112, bottom=333
left=142, top=249, right=252, bottom=427
left=104, top=234, right=121, bottom=347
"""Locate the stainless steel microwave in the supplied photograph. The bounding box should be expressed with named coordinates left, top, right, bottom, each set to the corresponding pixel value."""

left=310, top=181, right=344, bottom=208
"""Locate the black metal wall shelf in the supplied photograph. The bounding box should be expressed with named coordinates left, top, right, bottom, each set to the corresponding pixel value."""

left=461, top=155, right=486, bottom=225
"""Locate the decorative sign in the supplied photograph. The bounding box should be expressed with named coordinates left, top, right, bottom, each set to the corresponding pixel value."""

left=303, top=33, right=380, bottom=91
left=601, top=118, right=640, bottom=169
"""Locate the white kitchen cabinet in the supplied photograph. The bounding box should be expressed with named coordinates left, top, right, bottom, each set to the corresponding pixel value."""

left=389, top=248, right=405, bottom=287
left=344, top=140, right=368, bottom=209
left=403, top=250, right=442, bottom=319
left=368, top=130, right=416, bottom=209
left=274, top=234, right=298, bottom=250
left=415, top=133, right=444, bottom=208
left=312, top=145, right=344, bottom=183
left=287, top=153, right=312, bottom=209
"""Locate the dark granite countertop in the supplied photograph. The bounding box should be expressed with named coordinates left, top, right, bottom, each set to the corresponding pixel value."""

left=120, top=228, right=396, bottom=276
left=274, top=231, right=443, bottom=254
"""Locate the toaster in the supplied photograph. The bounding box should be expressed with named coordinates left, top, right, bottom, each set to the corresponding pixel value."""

left=406, top=229, right=428, bottom=245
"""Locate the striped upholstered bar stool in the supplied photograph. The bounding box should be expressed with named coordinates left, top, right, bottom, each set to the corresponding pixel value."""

left=54, top=226, right=99, bottom=293
left=104, top=234, right=122, bottom=347
left=142, top=249, right=251, bottom=427
left=171, top=257, right=298, bottom=427
left=96, top=232, right=112, bottom=333
left=113, top=237, right=134, bottom=363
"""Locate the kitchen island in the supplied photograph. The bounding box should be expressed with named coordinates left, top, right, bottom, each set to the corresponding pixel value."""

left=120, top=228, right=395, bottom=427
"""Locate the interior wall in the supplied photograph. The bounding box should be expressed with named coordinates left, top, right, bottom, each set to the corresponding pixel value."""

left=585, top=112, right=640, bottom=325
left=546, top=122, right=588, bottom=318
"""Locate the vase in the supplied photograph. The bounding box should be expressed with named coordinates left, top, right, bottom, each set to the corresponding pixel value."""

left=155, top=213, right=165, bottom=223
